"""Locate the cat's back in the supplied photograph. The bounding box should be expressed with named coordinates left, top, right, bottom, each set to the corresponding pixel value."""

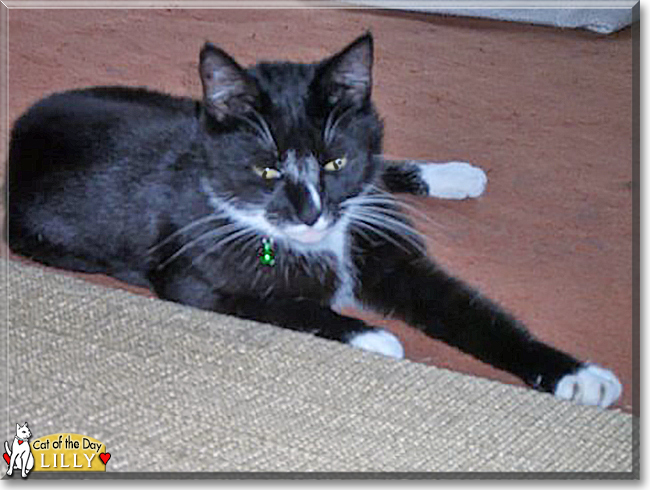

left=12, top=86, right=197, bottom=145
left=7, top=87, right=202, bottom=274
left=9, top=86, right=199, bottom=181
left=16, top=85, right=197, bottom=124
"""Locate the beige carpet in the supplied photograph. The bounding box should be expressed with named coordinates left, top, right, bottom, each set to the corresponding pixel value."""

left=3, top=260, right=636, bottom=474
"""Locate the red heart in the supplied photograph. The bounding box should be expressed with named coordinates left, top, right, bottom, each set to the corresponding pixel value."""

left=99, top=453, right=111, bottom=465
left=17, top=441, right=23, bottom=445
left=3, top=453, right=9, bottom=465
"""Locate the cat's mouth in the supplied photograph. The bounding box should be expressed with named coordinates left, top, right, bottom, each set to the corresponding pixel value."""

left=281, top=215, right=333, bottom=244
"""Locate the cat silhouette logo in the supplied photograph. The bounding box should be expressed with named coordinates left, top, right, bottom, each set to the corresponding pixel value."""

left=4, top=424, right=110, bottom=476
left=4, top=422, right=35, bottom=478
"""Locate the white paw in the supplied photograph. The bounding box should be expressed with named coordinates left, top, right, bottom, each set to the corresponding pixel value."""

left=554, top=364, right=622, bottom=408
left=348, top=330, right=405, bottom=359
left=420, top=161, right=487, bottom=200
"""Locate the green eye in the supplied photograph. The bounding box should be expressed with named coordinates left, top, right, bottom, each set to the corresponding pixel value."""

left=253, top=166, right=282, bottom=180
left=324, top=157, right=347, bottom=172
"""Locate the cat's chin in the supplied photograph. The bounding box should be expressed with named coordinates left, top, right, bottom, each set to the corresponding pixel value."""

left=286, top=229, right=330, bottom=244
left=281, top=216, right=333, bottom=244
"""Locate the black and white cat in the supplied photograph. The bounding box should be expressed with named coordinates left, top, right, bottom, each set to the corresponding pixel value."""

left=7, top=34, right=621, bottom=407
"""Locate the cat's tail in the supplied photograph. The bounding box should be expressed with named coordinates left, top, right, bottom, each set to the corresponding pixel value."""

left=4, top=440, right=10, bottom=456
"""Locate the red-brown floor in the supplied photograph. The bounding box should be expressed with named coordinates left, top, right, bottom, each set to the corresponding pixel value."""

left=3, top=9, right=635, bottom=413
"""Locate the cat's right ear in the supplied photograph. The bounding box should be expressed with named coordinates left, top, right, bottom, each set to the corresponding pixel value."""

left=316, top=33, right=374, bottom=108
left=199, top=43, right=259, bottom=121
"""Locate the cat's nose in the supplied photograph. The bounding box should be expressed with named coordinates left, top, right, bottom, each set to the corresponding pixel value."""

left=286, top=181, right=322, bottom=226
left=298, top=205, right=321, bottom=227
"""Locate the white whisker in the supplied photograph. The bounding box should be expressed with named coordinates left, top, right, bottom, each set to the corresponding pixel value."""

left=347, top=217, right=417, bottom=255
left=373, top=189, right=445, bottom=227
left=157, top=223, right=242, bottom=270
left=147, top=213, right=226, bottom=255
left=346, top=205, right=426, bottom=252
left=351, top=208, right=422, bottom=237
left=324, top=105, right=355, bottom=145
left=249, top=109, right=277, bottom=150
left=232, top=109, right=277, bottom=151
left=192, top=227, right=258, bottom=266
left=357, top=185, right=446, bottom=230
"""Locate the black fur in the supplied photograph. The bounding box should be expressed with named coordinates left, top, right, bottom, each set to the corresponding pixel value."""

left=7, top=33, right=584, bottom=396
left=380, top=160, right=431, bottom=195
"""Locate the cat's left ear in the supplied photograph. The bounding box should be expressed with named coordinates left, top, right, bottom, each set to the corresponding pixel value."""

left=316, top=32, right=373, bottom=107
left=199, top=42, right=259, bottom=121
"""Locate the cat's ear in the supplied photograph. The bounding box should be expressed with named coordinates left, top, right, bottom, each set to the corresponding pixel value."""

left=16, top=423, right=20, bottom=431
left=316, top=33, right=373, bottom=107
left=199, top=42, right=259, bottom=121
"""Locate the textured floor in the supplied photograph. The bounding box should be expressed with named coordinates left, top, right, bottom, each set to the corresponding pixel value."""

left=3, top=9, right=635, bottom=413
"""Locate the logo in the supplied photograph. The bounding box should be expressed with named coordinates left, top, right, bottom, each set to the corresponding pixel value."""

left=4, top=422, right=34, bottom=478
left=4, top=423, right=110, bottom=478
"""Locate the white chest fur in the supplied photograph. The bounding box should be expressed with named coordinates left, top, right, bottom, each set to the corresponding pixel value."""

left=201, top=177, right=359, bottom=309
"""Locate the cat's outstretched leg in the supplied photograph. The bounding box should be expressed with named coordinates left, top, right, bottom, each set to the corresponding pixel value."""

left=218, top=295, right=405, bottom=358
left=353, top=239, right=622, bottom=408
left=379, top=158, right=487, bottom=200
left=150, top=271, right=404, bottom=359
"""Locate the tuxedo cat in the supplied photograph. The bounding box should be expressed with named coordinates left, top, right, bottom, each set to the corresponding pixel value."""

left=7, top=33, right=621, bottom=407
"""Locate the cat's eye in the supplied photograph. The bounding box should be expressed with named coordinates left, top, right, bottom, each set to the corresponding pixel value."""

left=253, top=166, right=282, bottom=180
left=324, top=157, right=347, bottom=172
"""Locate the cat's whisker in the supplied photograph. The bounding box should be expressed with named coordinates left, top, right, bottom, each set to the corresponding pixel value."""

left=147, top=213, right=227, bottom=256
left=193, top=226, right=258, bottom=266
left=366, top=184, right=439, bottom=217
left=347, top=223, right=376, bottom=247
left=249, top=109, right=277, bottom=150
left=324, top=104, right=355, bottom=145
left=343, top=194, right=409, bottom=217
left=346, top=208, right=426, bottom=253
left=390, top=200, right=445, bottom=229
left=358, top=199, right=441, bottom=231
left=348, top=200, right=410, bottom=221
left=234, top=116, right=271, bottom=149
left=354, top=208, right=422, bottom=237
left=347, top=216, right=417, bottom=255
left=355, top=186, right=446, bottom=231
left=241, top=233, right=265, bottom=256
left=157, top=223, right=242, bottom=270
left=230, top=110, right=276, bottom=151
left=323, top=106, right=340, bottom=144
left=344, top=188, right=397, bottom=205
left=346, top=205, right=420, bottom=241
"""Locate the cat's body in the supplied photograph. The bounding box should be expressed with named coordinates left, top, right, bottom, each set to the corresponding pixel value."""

left=7, top=34, right=621, bottom=407
left=5, top=423, right=34, bottom=478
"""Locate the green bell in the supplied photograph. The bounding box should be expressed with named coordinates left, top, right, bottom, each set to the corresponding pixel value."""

left=259, top=238, right=276, bottom=267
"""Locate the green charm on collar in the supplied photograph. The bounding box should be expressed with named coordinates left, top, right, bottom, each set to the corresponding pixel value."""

left=259, top=237, right=276, bottom=267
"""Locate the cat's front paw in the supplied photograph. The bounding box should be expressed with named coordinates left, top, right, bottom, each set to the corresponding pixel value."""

left=554, top=364, right=622, bottom=408
left=348, top=329, right=405, bottom=359
left=420, top=161, right=487, bottom=200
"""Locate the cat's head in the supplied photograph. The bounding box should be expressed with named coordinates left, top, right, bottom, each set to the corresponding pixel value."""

left=15, top=422, right=31, bottom=440
left=198, top=33, right=383, bottom=247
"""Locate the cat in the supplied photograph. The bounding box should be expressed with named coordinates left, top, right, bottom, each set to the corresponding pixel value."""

left=5, top=423, right=35, bottom=478
left=7, top=33, right=621, bottom=408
